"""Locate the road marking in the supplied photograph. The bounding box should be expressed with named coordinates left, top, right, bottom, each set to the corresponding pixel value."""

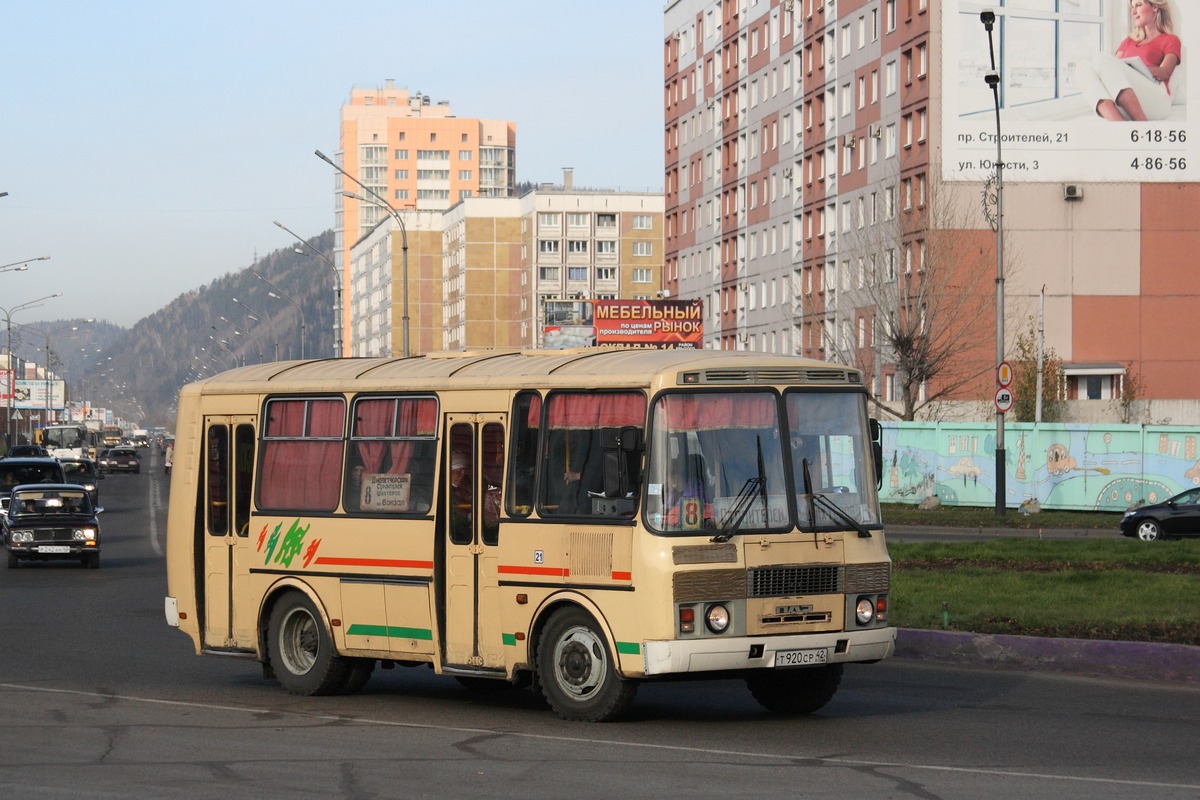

left=148, top=462, right=163, bottom=556
left=1, top=682, right=1197, bottom=792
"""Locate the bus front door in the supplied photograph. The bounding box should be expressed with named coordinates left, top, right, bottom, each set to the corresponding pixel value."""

left=201, top=417, right=257, bottom=651
left=442, top=414, right=506, bottom=670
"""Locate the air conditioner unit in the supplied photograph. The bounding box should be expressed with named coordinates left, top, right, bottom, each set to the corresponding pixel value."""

left=843, top=134, right=856, bottom=148
left=868, top=124, right=882, bottom=139
left=1064, top=184, right=1084, bottom=201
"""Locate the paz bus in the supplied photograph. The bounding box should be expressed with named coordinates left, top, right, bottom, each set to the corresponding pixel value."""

left=38, top=423, right=102, bottom=460
left=163, top=348, right=894, bottom=721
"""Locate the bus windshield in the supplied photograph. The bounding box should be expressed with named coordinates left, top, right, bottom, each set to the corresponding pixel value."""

left=646, top=389, right=881, bottom=534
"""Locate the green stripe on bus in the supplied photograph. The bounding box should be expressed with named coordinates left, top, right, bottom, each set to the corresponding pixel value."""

left=346, top=624, right=433, bottom=640
left=616, top=641, right=640, bottom=655
left=502, top=633, right=518, bottom=646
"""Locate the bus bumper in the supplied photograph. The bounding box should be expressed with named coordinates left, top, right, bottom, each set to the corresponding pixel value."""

left=641, top=627, right=895, bottom=676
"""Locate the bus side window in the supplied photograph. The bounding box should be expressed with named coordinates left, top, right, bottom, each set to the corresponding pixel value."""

left=539, top=391, right=645, bottom=518
left=507, top=391, right=541, bottom=518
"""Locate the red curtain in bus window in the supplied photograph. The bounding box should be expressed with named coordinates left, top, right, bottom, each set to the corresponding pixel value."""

left=259, top=398, right=344, bottom=512
left=656, top=392, right=777, bottom=430
left=545, top=392, right=644, bottom=428
left=354, top=397, right=437, bottom=475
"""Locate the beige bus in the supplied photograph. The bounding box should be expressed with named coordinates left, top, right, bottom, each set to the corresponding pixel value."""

left=164, top=348, right=894, bottom=721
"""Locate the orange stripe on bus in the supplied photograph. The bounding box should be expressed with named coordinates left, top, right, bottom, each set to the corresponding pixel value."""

left=611, top=571, right=632, bottom=581
left=499, top=565, right=570, bottom=577
left=314, top=557, right=434, bottom=570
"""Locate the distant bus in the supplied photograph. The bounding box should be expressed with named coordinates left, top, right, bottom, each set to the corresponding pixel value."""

left=39, top=424, right=102, bottom=460
left=102, top=425, right=122, bottom=447
left=164, top=349, right=894, bottom=721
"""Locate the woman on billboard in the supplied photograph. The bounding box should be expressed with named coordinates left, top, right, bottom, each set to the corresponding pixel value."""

left=1080, top=0, right=1181, bottom=121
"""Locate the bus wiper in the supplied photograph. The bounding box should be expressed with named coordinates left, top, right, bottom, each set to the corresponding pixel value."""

left=711, top=437, right=768, bottom=543
left=811, top=492, right=872, bottom=538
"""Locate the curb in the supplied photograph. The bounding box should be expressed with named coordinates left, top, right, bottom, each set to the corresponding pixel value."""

left=895, top=628, right=1200, bottom=685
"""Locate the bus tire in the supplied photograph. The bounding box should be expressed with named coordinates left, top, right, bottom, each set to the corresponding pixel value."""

left=536, top=607, right=636, bottom=722
left=267, top=591, right=349, bottom=696
left=337, top=659, right=375, bottom=695
left=746, top=663, right=843, bottom=715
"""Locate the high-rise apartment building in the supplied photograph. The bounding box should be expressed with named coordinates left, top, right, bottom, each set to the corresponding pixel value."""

left=331, top=81, right=516, bottom=355
left=665, top=0, right=1200, bottom=418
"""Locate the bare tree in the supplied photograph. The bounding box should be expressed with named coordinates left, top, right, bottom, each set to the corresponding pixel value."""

left=819, top=166, right=997, bottom=420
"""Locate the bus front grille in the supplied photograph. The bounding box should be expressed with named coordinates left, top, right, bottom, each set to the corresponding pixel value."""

left=747, top=565, right=843, bottom=597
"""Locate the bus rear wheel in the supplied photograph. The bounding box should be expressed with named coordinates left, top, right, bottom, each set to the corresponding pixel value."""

left=746, top=664, right=843, bottom=715
left=536, top=607, right=636, bottom=722
left=267, top=591, right=349, bottom=695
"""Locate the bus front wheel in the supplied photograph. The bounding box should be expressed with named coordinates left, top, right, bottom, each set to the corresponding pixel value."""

left=267, top=591, right=349, bottom=695
left=536, top=607, right=636, bottom=722
left=746, top=663, right=843, bottom=715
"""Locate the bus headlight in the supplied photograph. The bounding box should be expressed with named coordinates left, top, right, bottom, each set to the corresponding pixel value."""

left=855, top=597, right=875, bottom=625
left=705, top=604, right=731, bottom=634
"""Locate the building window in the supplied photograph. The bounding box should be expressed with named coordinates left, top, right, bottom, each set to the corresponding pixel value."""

left=539, top=240, right=560, bottom=254
left=632, top=269, right=653, bottom=283
left=597, top=213, right=617, bottom=228
left=539, top=213, right=561, bottom=227
left=394, top=169, right=408, bottom=179
left=632, top=214, right=653, bottom=229
left=539, top=267, right=560, bottom=282
left=597, top=266, right=616, bottom=281
left=568, top=240, right=588, bottom=254
left=459, top=170, right=472, bottom=180
left=394, top=189, right=409, bottom=200
left=596, top=240, right=616, bottom=255
left=567, top=267, right=588, bottom=281
left=459, top=150, right=472, bottom=160
left=632, top=242, right=653, bottom=257
left=568, top=213, right=589, bottom=227
left=394, top=149, right=408, bottom=159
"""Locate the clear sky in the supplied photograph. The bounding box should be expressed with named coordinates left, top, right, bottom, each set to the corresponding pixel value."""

left=1, top=1, right=665, bottom=328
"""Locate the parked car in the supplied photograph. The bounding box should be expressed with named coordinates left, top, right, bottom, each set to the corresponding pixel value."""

left=4, top=445, right=50, bottom=458
left=1120, top=488, right=1200, bottom=541
left=105, top=447, right=141, bottom=474
left=0, top=458, right=66, bottom=513
left=3, top=484, right=102, bottom=568
left=59, top=457, right=103, bottom=505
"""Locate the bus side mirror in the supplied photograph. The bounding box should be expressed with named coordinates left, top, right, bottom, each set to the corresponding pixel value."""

left=869, top=419, right=883, bottom=490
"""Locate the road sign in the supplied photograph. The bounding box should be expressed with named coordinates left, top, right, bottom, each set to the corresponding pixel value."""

left=997, top=361, right=1013, bottom=387
left=995, top=387, right=1014, bottom=414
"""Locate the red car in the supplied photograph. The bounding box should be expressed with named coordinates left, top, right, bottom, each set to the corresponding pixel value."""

left=105, top=447, right=141, bottom=474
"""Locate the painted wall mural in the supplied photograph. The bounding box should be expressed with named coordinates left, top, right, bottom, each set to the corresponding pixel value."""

left=881, top=423, right=1200, bottom=512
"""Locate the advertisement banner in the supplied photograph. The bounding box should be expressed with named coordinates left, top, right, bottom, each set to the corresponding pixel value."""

left=593, top=299, right=703, bottom=348
left=943, top=1, right=1196, bottom=183
left=13, top=379, right=66, bottom=410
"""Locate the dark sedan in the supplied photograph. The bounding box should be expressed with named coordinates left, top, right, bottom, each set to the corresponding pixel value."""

left=59, top=458, right=103, bottom=505
left=1120, top=488, right=1200, bottom=541
left=3, top=484, right=103, bottom=568
left=105, top=447, right=141, bottom=474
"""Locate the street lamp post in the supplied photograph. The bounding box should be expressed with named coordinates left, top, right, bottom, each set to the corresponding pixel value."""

left=315, top=149, right=410, bottom=357
left=0, top=256, right=50, bottom=274
left=252, top=272, right=305, bottom=359
left=273, top=220, right=342, bottom=357
left=2, top=292, right=63, bottom=449
left=981, top=9, right=1006, bottom=517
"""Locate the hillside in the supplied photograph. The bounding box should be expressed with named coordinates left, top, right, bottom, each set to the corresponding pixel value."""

left=22, top=231, right=337, bottom=428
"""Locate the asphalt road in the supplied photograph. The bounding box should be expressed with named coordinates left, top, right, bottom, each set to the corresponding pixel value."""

left=1, top=451, right=1198, bottom=798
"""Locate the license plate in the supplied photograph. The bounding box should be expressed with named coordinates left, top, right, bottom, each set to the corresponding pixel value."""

left=37, top=545, right=70, bottom=554
left=774, top=647, right=828, bottom=667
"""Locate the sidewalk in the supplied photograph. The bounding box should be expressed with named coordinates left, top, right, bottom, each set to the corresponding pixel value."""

left=895, top=628, right=1200, bottom=685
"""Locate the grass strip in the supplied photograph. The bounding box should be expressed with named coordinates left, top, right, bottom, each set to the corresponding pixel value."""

left=888, top=540, right=1200, bottom=645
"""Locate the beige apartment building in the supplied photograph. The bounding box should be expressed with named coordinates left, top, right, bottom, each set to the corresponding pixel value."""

left=347, top=178, right=664, bottom=356
left=664, top=0, right=1200, bottom=419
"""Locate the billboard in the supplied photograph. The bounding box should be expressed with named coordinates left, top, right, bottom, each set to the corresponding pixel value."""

left=942, top=1, right=1195, bottom=183
left=542, top=299, right=703, bottom=349
left=13, top=379, right=66, bottom=410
